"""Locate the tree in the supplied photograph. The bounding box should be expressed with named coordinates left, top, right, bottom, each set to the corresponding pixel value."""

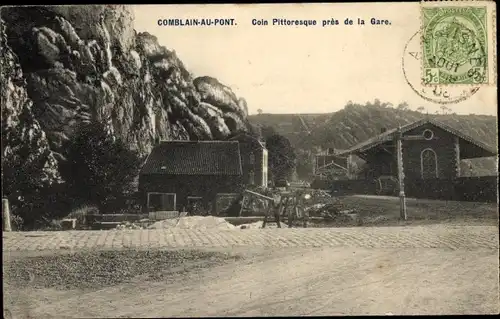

left=295, top=149, right=313, bottom=180
left=440, top=105, right=450, bottom=114
left=60, top=121, right=143, bottom=211
left=2, top=149, right=60, bottom=229
left=257, top=108, right=263, bottom=115
left=397, top=102, right=409, bottom=111
left=417, top=106, right=425, bottom=113
left=265, top=134, right=296, bottom=181
left=246, top=123, right=262, bottom=138
left=260, top=125, right=277, bottom=140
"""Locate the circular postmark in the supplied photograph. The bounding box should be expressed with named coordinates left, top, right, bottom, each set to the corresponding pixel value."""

left=421, top=6, right=488, bottom=85
left=402, top=31, right=480, bottom=105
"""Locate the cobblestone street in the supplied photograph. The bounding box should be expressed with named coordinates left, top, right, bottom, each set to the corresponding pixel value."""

left=4, top=225, right=499, bottom=317
left=3, top=225, right=499, bottom=251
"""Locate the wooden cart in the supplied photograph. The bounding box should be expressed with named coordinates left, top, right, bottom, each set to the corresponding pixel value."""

left=240, top=189, right=309, bottom=228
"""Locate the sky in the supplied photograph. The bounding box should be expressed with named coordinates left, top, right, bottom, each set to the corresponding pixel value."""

left=132, top=3, right=497, bottom=116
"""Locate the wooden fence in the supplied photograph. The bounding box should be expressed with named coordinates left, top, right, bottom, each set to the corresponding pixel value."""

left=406, top=176, right=498, bottom=203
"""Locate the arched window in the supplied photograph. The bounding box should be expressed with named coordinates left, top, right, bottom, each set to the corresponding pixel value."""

left=248, top=169, right=255, bottom=185
left=249, top=152, right=255, bottom=165
left=421, top=148, right=438, bottom=179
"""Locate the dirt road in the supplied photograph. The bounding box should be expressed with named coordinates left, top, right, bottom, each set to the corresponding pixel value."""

left=7, top=245, right=498, bottom=317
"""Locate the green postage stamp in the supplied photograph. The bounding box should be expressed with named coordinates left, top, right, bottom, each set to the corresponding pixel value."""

left=421, top=3, right=492, bottom=85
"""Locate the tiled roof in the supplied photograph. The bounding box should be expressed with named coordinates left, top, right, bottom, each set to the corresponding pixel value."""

left=336, top=118, right=497, bottom=157
left=140, top=141, right=243, bottom=175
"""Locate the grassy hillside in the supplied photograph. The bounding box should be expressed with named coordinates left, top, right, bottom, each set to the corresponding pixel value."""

left=250, top=113, right=331, bottom=150
left=249, top=103, right=498, bottom=176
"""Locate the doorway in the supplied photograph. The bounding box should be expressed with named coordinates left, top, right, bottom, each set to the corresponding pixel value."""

left=187, top=196, right=204, bottom=215
left=147, top=193, right=176, bottom=212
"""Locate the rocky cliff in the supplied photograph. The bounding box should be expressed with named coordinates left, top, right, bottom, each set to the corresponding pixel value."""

left=1, top=5, right=250, bottom=189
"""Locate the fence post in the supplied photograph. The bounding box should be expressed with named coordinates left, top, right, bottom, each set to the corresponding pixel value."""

left=3, top=198, right=12, bottom=232
left=396, top=128, right=407, bottom=221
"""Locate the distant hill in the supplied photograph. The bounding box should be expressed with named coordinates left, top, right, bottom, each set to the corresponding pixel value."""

left=249, top=103, right=498, bottom=176
left=249, top=113, right=331, bottom=150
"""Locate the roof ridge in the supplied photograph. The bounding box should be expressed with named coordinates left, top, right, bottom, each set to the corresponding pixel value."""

left=141, top=139, right=243, bottom=176
left=337, top=117, right=496, bottom=156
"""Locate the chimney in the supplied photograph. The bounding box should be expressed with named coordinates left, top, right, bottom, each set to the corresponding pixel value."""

left=380, top=127, right=387, bottom=133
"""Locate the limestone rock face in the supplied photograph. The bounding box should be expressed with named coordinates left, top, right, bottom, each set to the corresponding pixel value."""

left=1, top=19, right=61, bottom=191
left=1, top=6, right=250, bottom=190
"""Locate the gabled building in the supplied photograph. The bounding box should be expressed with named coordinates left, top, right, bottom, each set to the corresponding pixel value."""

left=138, top=141, right=243, bottom=215
left=330, top=118, right=497, bottom=200
left=336, top=118, right=497, bottom=182
left=313, top=148, right=352, bottom=180
left=228, top=132, right=269, bottom=188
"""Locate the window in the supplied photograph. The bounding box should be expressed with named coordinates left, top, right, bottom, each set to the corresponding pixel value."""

left=147, top=193, right=176, bottom=212
left=423, top=129, right=434, bottom=140
left=249, top=169, right=255, bottom=185
left=249, top=152, right=255, bottom=165
left=421, top=148, right=438, bottom=179
left=263, top=170, right=268, bottom=188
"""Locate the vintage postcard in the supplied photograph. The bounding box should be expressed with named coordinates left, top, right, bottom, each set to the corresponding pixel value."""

left=2, top=2, right=498, bottom=318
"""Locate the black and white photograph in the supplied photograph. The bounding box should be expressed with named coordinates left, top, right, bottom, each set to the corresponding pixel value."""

left=1, top=2, right=498, bottom=317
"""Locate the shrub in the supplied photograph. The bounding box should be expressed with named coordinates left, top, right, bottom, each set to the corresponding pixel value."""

left=265, top=134, right=296, bottom=181
left=60, top=122, right=143, bottom=212
left=10, top=214, right=24, bottom=231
